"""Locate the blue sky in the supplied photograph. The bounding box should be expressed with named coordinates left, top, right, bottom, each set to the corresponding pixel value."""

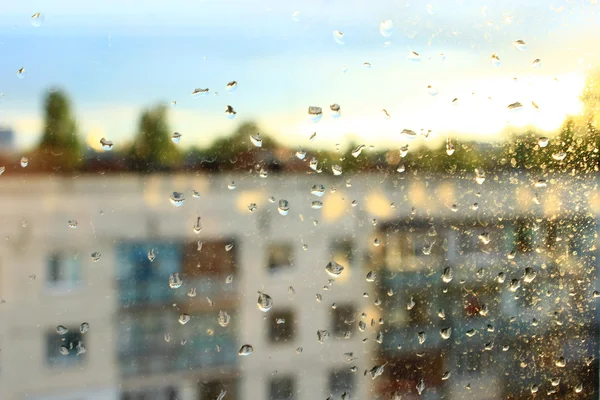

left=0, top=0, right=599, bottom=150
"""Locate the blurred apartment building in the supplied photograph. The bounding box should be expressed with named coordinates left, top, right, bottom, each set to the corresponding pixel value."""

left=0, top=172, right=597, bottom=400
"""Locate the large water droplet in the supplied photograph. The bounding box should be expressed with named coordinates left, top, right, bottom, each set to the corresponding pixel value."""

left=308, top=106, right=323, bottom=123
left=277, top=199, right=289, bottom=216
left=416, top=379, right=425, bottom=395
left=332, top=165, right=343, bottom=176
left=169, top=192, right=185, bottom=207
left=225, top=105, right=237, bottom=119
left=169, top=273, right=183, bottom=289
left=513, top=40, right=527, bottom=51
left=226, top=81, right=238, bottom=92
left=257, top=291, right=273, bottom=312
left=317, top=329, right=330, bottom=344
left=91, top=252, right=101, bottom=262
left=238, top=344, right=253, bottom=356
left=440, top=327, right=452, bottom=340
left=20, top=157, right=28, bottom=167
left=325, top=261, right=345, bottom=278
left=366, top=271, right=377, bottom=282
left=330, top=104, right=341, bottom=118
left=218, top=310, right=231, bottom=327
left=56, top=325, right=68, bottom=335
left=442, top=267, right=454, bottom=283
left=171, top=132, right=182, bottom=144
left=311, top=184, right=325, bottom=197
left=380, top=20, right=394, bottom=37
left=100, top=138, right=113, bottom=151
left=80, top=322, right=90, bottom=334
left=250, top=133, right=262, bottom=147
left=333, top=30, right=345, bottom=45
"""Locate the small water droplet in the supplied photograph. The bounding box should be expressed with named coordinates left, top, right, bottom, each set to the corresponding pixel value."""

left=490, top=53, right=500, bottom=66
left=178, top=314, right=191, bottom=325
left=407, top=296, right=416, bottom=310
left=417, top=331, right=426, bottom=344
left=416, top=379, right=425, bottom=395
left=311, top=201, right=323, bottom=209
left=408, top=51, right=421, bottom=62
left=475, top=168, right=486, bottom=184
left=16, top=67, right=26, bottom=79
left=187, top=288, right=197, bottom=297
left=317, top=329, right=330, bottom=344
left=325, top=261, right=344, bottom=278
left=99, top=138, right=113, bottom=151
left=56, top=325, right=68, bottom=335
left=401, top=129, right=418, bottom=140
left=192, top=88, right=209, bottom=97
left=366, top=271, right=377, bottom=282
left=373, top=238, right=381, bottom=247
left=68, top=220, right=78, bottom=229
left=555, top=357, right=566, bottom=368
left=532, top=58, right=541, bottom=68
left=427, top=85, right=439, bottom=96
left=247, top=203, right=257, bottom=212
left=193, top=217, right=202, bottom=234
left=277, top=199, right=290, bottom=216
left=330, top=103, right=341, bottom=118
left=440, top=327, right=452, bottom=340
left=552, top=151, right=567, bottom=161
left=442, top=267, right=454, bottom=283
left=538, top=137, right=549, bottom=147
left=20, top=157, right=28, bottom=167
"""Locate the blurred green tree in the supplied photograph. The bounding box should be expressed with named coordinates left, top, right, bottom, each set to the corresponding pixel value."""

left=37, top=90, right=82, bottom=170
left=128, top=105, right=180, bottom=171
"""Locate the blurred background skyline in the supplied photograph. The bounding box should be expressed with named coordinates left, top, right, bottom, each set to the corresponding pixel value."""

left=0, top=0, right=599, bottom=151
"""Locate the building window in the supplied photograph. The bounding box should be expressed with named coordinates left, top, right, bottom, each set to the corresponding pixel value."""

left=200, top=379, right=237, bottom=400
left=120, top=387, right=179, bottom=400
left=47, top=252, right=82, bottom=289
left=267, top=243, right=294, bottom=273
left=329, top=369, right=354, bottom=399
left=269, top=310, right=296, bottom=343
left=331, top=304, right=355, bottom=337
left=331, top=239, right=353, bottom=269
left=46, top=328, right=85, bottom=367
left=184, top=239, right=237, bottom=277
left=269, top=376, right=295, bottom=400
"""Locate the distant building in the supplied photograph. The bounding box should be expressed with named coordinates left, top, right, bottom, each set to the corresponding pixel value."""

left=0, top=127, right=14, bottom=152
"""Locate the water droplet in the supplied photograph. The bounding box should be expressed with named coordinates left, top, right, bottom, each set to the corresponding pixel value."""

left=408, top=51, right=421, bottom=62
left=164, top=333, right=171, bottom=342
left=509, top=278, right=521, bottom=292
left=552, top=151, right=567, bottom=161
left=407, top=296, right=416, bottom=310
left=373, top=238, right=381, bottom=247
left=490, top=53, right=500, bottom=66
left=363, top=62, right=372, bottom=69
left=574, top=383, right=583, bottom=393
left=307, top=200, right=322, bottom=210
left=442, top=267, right=454, bottom=283
left=331, top=165, right=343, bottom=176
left=315, top=293, right=323, bottom=302
left=513, top=39, right=527, bottom=51
left=250, top=133, right=262, bottom=147
left=538, top=137, right=549, bottom=147
left=89, top=251, right=101, bottom=262
left=171, top=132, right=182, bottom=144
left=523, top=267, right=537, bottom=283
left=427, top=85, right=439, bottom=96
left=99, top=138, right=113, bottom=151
left=310, top=184, right=325, bottom=197
left=330, top=104, right=341, bottom=118
left=401, top=129, right=417, bottom=140
left=225, top=105, right=237, bottom=119
left=309, top=157, right=319, bottom=171
left=227, top=181, right=236, bottom=190
left=295, top=148, right=307, bottom=160
left=291, top=10, right=300, bottom=22
left=20, top=157, right=28, bottom=167
left=474, top=168, right=486, bottom=184
left=218, top=310, right=231, bottom=327
left=193, top=217, right=202, bottom=234
left=507, top=101, right=523, bottom=111
left=147, top=248, right=156, bottom=262
left=59, top=345, right=70, bottom=356
left=277, top=199, right=290, bottom=216
left=442, top=371, right=451, bottom=381
left=366, top=271, right=377, bottom=282
left=308, top=106, right=323, bottom=123
left=530, top=384, right=538, bottom=394
left=325, top=261, right=344, bottom=278
left=187, top=287, right=197, bottom=297
left=333, top=30, right=345, bottom=45
left=399, top=144, right=409, bottom=158
left=56, top=325, right=68, bottom=335
left=257, top=291, right=273, bottom=312
left=555, top=357, right=566, bottom=368
left=192, top=88, right=209, bottom=97
left=532, top=58, right=541, bottom=68
left=16, top=67, right=26, bottom=79
left=169, top=192, right=185, bottom=207
left=379, top=19, right=394, bottom=37
left=382, top=109, right=391, bottom=120
left=440, top=327, right=452, bottom=340
left=317, top=329, right=330, bottom=344
left=79, top=322, right=89, bottom=334
left=31, top=12, right=44, bottom=27
left=465, top=329, right=477, bottom=337
left=416, top=379, right=425, bottom=395
left=178, top=314, right=191, bottom=325
left=226, top=81, right=238, bottom=92
left=169, top=273, right=183, bottom=289
left=238, top=344, right=253, bottom=356
left=68, top=220, right=78, bottom=229
left=417, top=331, right=426, bottom=344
